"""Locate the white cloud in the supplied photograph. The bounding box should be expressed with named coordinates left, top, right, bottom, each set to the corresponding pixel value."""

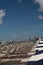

left=18, top=0, right=22, bottom=3
left=34, top=0, right=43, bottom=11
left=33, top=0, right=43, bottom=20
left=0, top=9, right=6, bottom=24
left=38, top=15, right=43, bottom=19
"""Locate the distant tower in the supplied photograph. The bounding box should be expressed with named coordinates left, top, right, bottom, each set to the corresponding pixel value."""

left=29, top=36, right=30, bottom=41
left=39, top=37, right=41, bottom=41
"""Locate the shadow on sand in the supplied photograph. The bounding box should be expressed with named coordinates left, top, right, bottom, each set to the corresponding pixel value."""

left=36, top=46, right=43, bottom=48
left=26, top=59, right=43, bottom=65
left=34, top=50, right=43, bottom=55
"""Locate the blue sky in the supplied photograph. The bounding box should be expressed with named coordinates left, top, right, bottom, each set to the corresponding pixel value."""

left=0, top=0, right=43, bottom=41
